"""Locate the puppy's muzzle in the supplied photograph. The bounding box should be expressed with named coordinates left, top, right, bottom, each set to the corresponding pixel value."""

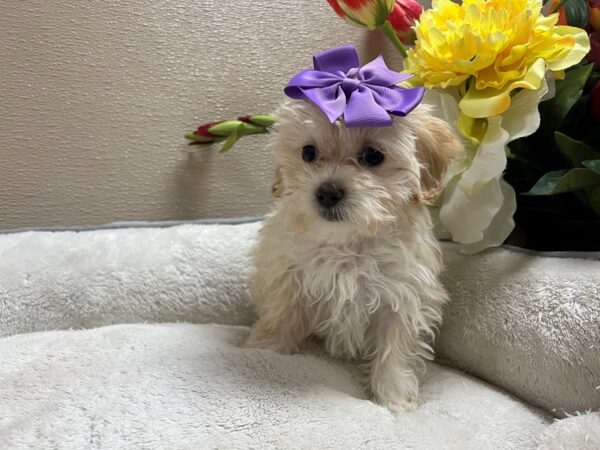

left=316, top=182, right=344, bottom=221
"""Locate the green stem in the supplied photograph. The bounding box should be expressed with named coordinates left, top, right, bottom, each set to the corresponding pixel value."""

left=379, top=20, right=408, bottom=59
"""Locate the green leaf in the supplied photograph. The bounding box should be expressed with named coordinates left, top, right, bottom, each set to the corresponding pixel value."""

left=539, top=64, right=593, bottom=130
left=248, top=114, right=277, bottom=127
left=185, top=132, right=215, bottom=144
left=237, top=122, right=268, bottom=137
left=554, top=132, right=600, bottom=167
left=527, top=169, right=568, bottom=195
left=583, top=159, right=600, bottom=175
left=209, top=120, right=262, bottom=137
left=219, top=124, right=242, bottom=153
left=208, top=120, right=243, bottom=136
left=558, top=0, right=590, bottom=28
left=374, top=1, right=395, bottom=27
left=526, top=168, right=600, bottom=195
left=584, top=185, right=600, bottom=216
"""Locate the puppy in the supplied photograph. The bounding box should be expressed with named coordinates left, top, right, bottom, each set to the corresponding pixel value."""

left=245, top=99, right=462, bottom=412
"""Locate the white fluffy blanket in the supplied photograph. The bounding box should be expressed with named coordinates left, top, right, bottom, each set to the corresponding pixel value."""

left=437, top=244, right=600, bottom=416
left=2, top=322, right=593, bottom=450
left=1, top=221, right=599, bottom=448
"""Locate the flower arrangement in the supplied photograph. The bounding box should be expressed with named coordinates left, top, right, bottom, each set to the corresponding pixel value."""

left=186, top=0, right=597, bottom=252
left=402, top=0, right=590, bottom=252
left=503, top=0, right=600, bottom=250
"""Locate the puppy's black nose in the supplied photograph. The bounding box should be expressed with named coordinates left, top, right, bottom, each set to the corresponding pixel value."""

left=316, top=182, right=344, bottom=208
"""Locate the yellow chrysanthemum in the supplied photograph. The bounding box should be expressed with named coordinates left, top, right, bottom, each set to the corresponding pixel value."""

left=404, top=0, right=590, bottom=121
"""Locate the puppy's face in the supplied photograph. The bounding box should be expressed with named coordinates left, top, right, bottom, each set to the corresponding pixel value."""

left=270, top=100, right=462, bottom=240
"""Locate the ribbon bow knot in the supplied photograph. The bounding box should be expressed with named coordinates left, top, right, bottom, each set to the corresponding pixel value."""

left=284, top=45, right=425, bottom=128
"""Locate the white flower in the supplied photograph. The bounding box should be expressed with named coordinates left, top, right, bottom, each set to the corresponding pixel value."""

left=425, top=76, right=552, bottom=253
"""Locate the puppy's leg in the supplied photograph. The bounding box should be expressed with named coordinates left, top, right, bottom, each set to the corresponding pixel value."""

left=369, top=307, right=431, bottom=413
left=244, top=271, right=309, bottom=355
left=245, top=311, right=307, bottom=354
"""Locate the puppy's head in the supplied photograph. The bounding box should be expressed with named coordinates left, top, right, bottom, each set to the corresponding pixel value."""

left=269, top=100, right=462, bottom=240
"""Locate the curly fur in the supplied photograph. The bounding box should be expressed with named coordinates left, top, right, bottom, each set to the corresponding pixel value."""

left=245, top=100, right=463, bottom=412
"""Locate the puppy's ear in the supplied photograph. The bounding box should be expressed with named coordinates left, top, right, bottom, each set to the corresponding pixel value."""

left=271, top=165, right=284, bottom=198
left=413, top=115, right=463, bottom=204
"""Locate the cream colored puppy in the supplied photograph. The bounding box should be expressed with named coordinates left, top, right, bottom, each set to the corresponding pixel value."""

left=245, top=99, right=462, bottom=412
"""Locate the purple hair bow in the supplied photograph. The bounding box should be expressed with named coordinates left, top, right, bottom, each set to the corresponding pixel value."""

left=284, top=45, right=425, bottom=128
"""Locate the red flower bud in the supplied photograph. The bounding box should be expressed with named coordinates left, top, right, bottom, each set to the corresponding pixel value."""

left=327, top=0, right=346, bottom=17
left=388, top=0, right=422, bottom=44
left=325, top=0, right=413, bottom=55
left=326, top=0, right=395, bottom=29
left=194, top=122, right=220, bottom=139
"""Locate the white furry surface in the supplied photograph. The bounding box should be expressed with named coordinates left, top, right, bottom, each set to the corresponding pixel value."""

left=1, top=323, right=551, bottom=449
left=1, top=221, right=599, bottom=447
left=0, top=222, right=260, bottom=337
left=537, top=413, right=600, bottom=449
left=438, top=246, right=600, bottom=416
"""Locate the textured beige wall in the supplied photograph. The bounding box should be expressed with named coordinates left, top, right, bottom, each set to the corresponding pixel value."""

left=0, top=1, right=401, bottom=230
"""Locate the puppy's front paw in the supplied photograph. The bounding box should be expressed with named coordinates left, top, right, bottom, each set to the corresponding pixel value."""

left=373, top=395, right=417, bottom=414
left=244, top=327, right=297, bottom=355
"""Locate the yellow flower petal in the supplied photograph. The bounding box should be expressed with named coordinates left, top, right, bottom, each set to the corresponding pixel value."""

left=545, top=26, right=591, bottom=71
left=404, top=0, right=590, bottom=98
left=459, top=87, right=511, bottom=119
left=459, top=58, right=546, bottom=118
left=457, top=114, right=488, bottom=144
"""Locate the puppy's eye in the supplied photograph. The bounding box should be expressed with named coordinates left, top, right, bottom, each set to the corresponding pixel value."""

left=360, top=147, right=384, bottom=167
left=302, top=145, right=317, bottom=163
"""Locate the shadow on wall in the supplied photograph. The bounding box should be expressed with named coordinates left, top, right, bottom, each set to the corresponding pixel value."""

left=172, top=149, right=215, bottom=221
left=170, top=140, right=274, bottom=221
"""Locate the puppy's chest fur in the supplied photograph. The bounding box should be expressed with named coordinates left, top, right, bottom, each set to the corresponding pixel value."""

left=291, top=237, right=412, bottom=359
